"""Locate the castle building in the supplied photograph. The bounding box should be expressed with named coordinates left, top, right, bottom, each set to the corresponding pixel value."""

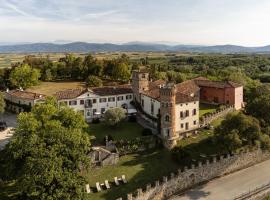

left=4, top=69, right=243, bottom=149
left=131, top=70, right=243, bottom=148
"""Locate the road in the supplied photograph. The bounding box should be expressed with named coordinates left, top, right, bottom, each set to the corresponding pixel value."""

left=0, top=112, right=17, bottom=150
left=170, top=159, right=270, bottom=200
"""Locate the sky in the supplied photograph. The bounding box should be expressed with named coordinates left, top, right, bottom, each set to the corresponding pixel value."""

left=0, top=0, right=270, bottom=46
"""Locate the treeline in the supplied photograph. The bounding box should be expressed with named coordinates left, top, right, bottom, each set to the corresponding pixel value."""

left=0, top=53, right=133, bottom=89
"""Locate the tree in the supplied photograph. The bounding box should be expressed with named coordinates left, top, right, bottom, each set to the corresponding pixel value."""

left=104, top=107, right=126, bottom=127
left=214, top=112, right=270, bottom=152
left=0, top=92, right=5, bottom=114
left=3, top=98, right=90, bottom=200
left=9, top=64, right=40, bottom=89
left=86, top=75, right=103, bottom=87
left=246, top=84, right=270, bottom=127
left=112, top=63, right=130, bottom=82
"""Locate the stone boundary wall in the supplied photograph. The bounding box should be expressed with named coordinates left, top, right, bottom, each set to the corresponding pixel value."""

left=116, top=148, right=270, bottom=200
left=200, top=104, right=234, bottom=126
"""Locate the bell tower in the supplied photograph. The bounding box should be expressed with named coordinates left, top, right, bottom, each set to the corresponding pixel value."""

left=131, top=70, right=149, bottom=103
left=160, top=83, right=178, bottom=149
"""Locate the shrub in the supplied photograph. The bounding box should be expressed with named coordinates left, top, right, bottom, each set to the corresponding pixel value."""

left=92, top=118, right=100, bottom=124
left=142, top=128, right=152, bottom=136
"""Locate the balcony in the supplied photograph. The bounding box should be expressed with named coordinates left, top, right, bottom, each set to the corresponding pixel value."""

left=85, top=103, right=93, bottom=108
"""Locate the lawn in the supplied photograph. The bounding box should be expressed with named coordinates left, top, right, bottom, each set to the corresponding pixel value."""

left=199, top=103, right=219, bottom=117
left=88, top=121, right=144, bottom=144
left=85, top=149, right=179, bottom=200
left=27, top=81, right=86, bottom=96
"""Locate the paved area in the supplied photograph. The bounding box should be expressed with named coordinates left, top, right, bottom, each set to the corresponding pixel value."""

left=170, top=159, right=270, bottom=200
left=0, top=112, right=17, bottom=150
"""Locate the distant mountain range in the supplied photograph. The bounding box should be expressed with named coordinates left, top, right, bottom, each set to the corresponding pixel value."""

left=1, top=42, right=270, bottom=53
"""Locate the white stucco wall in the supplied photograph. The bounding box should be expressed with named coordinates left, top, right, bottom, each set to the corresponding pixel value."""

left=175, top=101, right=199, bottom=133
left=140, top=94, right=160, bottom=118
left=58, top=92, right=134, bottom=119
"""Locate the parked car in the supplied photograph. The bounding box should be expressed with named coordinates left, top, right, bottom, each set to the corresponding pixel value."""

left=0, top=121, right=7, bottom=131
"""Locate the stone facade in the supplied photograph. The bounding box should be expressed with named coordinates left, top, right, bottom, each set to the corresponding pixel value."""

left=160, top=84, right=177, bottom=149
left=117, top=148, right=270, bottom=200
left=131, top=70, right=243, bottom=149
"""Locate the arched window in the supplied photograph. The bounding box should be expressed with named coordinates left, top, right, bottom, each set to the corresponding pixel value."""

left=165, top=115, right=170, bottom=122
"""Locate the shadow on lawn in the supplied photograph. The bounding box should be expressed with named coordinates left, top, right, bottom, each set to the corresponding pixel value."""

left=96, top=135, right=226, bottom=200
left=98, top=149, right=179, bottom=200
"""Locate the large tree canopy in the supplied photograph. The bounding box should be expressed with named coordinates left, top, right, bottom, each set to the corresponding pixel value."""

left=214, top=112, right=270, bottom=152
left=246, top=84, right=270, bottom=127
left=9, top=64, right=40, bottom=89
left=3, top=97, right=91, bottom=200
left=104, top=107, right=126, bottom=127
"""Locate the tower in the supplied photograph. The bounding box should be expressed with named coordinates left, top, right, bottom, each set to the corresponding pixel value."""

left=160, top=83, right=178, bottom=149
left=131, top=70, right=149, bottom=103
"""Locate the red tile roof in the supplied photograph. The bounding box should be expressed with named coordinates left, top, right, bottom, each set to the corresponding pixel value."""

left=55, top=85, right=133, bottom=100
left=194, top=79, right=242, bottom=88
left=6, top=90, right=45, bottom=100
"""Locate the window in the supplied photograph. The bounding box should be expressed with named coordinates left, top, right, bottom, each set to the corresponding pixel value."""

left=165, top=115, right=170, bottom=122
left=80, top=100, right=84, bottom=105
left=69, top=100, right=77, bottom=106
left=92, top=99, right=97, bottom=104
left=185, top=122, right=189, bottom=130
left=87, top=111, right=91, bottom=116
left=99, top=98, right=107, bottom=103
left=180, top=111, right=184, bottom=118
left=181, top=123, right=184, bottom=128
left=141, top=99, right=144, bottom=107
left=151, top=103, right=154, bottom=115
left=93, top=109, right=97, bottom=115
left=186, top=110, right=189, bottom=117
left=126, top=95, right=132, bottom=100
left=166, top=129, right=170, bottom=137
left=142, top=73, right=145, bottom=78
left=101, top=108, right=106, bottom=113
left=117, top=96, right=124, bottom=101
left=193, top=120, right=197, bottom=125
left=108, top=97, right=115, bottom=102
left=193, top=109, right=197, bottom=116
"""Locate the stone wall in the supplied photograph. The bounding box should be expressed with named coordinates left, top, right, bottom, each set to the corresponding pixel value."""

left=200, top=104, right=234, bottom=126
left=117, top=148, right=270, bottom=200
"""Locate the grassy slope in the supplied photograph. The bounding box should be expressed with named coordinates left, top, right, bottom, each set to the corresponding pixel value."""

left=85, top=149, right=179, bottom=200
left=88, top=122, right=144, bottom=143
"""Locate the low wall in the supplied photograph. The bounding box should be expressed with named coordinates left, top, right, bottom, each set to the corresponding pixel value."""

left=200, top=105, right=234, bottom=126
left=117, top=148, right=270, bottom=200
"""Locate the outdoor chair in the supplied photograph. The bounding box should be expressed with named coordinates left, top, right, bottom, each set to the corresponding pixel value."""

left=85, top=184, right=91, bottom=193
left=105, top=180, right=110, bottom=189
left=96, top=182, right=102, bottom=192
left=114, top=177, right=120, bottom=186
left=121, top=175, right=127, bottom=184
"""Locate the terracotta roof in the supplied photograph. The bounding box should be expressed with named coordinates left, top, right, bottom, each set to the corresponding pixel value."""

left=176, top=80, right=200, bottom=96
left=6, top=90, right=45, bottom=100
left=142, top=79, right=199, bottom=103
left=142, top=80, right=165, bottom=100
left=194, top=79, right=242, bottom=88
left=54, top=89, right=85, bottom=100
left=91, top=85, right=133, bottom=96
left=55, top=85, right=133, bottom=100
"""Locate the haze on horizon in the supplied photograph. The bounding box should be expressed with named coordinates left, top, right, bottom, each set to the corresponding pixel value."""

left=0, top=0, right=270, bottom=47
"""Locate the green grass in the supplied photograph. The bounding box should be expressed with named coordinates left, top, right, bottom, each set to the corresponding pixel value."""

left=88, top=122, right=144, bottom=143
left=199, top=103, right=219, bottom=117
left=85, top=149, right=179, bottom=200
